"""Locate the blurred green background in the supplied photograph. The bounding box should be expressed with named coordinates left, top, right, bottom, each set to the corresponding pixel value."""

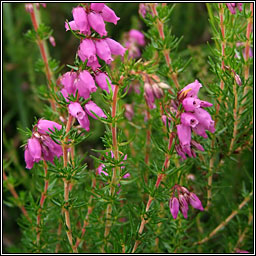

left=4, top=3, right=252, bottom=252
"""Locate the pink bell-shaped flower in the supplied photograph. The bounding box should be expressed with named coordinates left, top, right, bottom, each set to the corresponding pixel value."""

left=177, top=124, right=191, bottom=146
left=91, top=3, right=105, bottom=12
left=88, top=12, right=107, bottom=37
left=37, top=119, right=62, bottom=135
left=95, top=39, right=113, bottom=64
left=95, top=72, right=114, bottom=93
left=180, top=113, right=199, bottom=128
left=84, top=100, right=107, bottom=119
left=101, top=5, right=120, bottom=25
left=68, top=102, right=90, bottom=131
left=105, top=38, right=126, bottom=56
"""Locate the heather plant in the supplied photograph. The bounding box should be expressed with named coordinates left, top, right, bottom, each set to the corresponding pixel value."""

left=3, top=3, right=253, bottom=254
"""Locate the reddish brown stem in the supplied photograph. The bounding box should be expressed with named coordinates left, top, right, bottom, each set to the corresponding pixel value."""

left=61, top=113, right=77, bottom=253
left=3, top=171, right=31, bottom=223
left=104, top=84, right=120, bottom=241
left=150, top=3, right=180, bottom=89
left=29, top=6, right=56, bottom=111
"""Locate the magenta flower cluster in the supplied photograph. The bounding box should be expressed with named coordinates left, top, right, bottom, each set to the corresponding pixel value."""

left=226, top=3, right=243, bottom=14
left=60, top=70, right=108, bottom=131
left=175, top=80, right=215, bottom=160
left=65, top=4, right=126, bottom=70
left=169, top=185, right=204, bottom=219
left=24, top=119, right=63, bottom=169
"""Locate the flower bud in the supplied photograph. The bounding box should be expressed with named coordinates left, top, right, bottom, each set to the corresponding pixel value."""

left=189, top=192, right=204, bottom=211
left=178, top=194, right=188, bottom=219
left=169, top=197, right=179, bottom=219
left=152, top=83, right=164, bottom=99
left=191, top=140, right=204, bottom=151
left=49, top=36, right=56, bottom=47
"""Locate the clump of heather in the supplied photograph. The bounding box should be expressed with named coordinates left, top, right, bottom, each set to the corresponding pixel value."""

left=3, top=2, right=253, bottom=254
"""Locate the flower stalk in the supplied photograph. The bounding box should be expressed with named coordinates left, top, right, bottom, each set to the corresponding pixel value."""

left=104, top=84, right=120, bottom=239
left=28, top=4, right=56, bottom=111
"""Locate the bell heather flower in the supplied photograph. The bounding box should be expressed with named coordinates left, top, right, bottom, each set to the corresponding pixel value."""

left=226, top=3, right=243, bottom=14
left=169, top=197, right=179, bottom=219
left=74, top=70, right=97, bottom=99
left=95, top=72, right=114, bottom=93
left=37, top=119, right=62, bottom=134
left=177, top=124, right=191, bottom=146
left=105, top=38, right=127, bottom=56
left=78, top=39, right=97, bottom=63
left=189, top=192, right=204, bottom=211
left=61, top=71, right=77, bottom=94
left=175, top=80, right=214, bottom=159
left=24, top=119, right=63, bottom=169
left=101, top=5, right=120, bottom=25
left=169, top=185, right=204, bottom=219
left=68, top=102, right=90, bottom=131
left=27, top=137, right=42, bottom=162
left=129, top=29, right=145, bottom=46
left=180, top=113, right=199, bottom=128
left=95, top=39, right=113, bottom=64
left=88, top=12, right=107, bottom=37
left=84, top=100, right=107, bottom=119
left=72, top=7, right=90, bottom=33
left=90, top=3, right=105, bottom=12
left=178, top=80, right=202, bottom=99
